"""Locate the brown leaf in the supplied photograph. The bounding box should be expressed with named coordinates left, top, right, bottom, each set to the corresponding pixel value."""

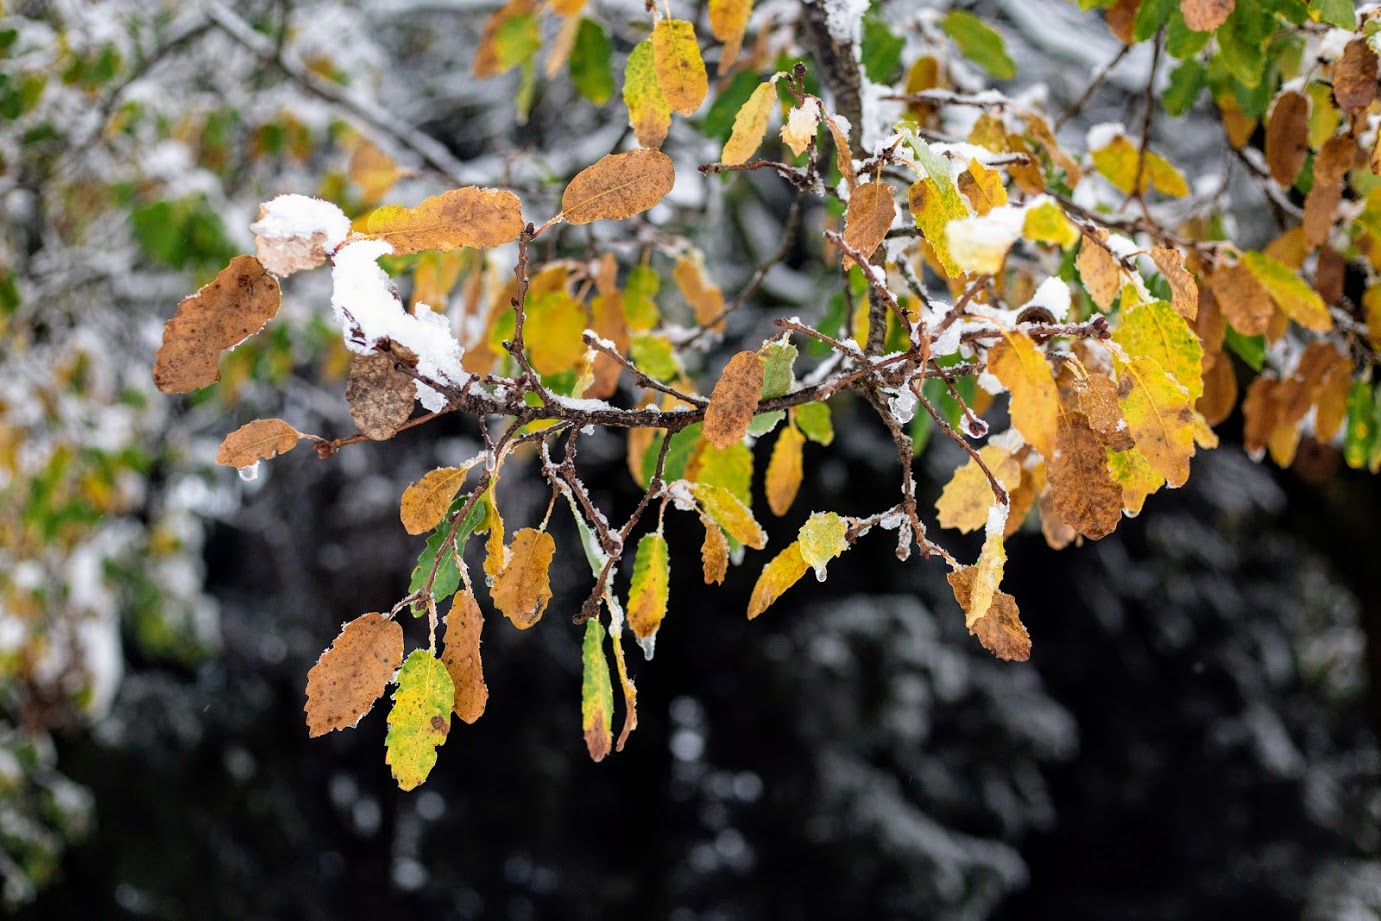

left=1315, top=245, right=1346, bottom=305
left=1073, top=372, right=1134, bottom=450
left=1265, top=90, right=1309, bottom=187
left=1076, top=230, right=1123, bottom=310
left=491, top=528, right=555, bottom=629
left=703, top=350, right=764, bottom=448
left=842, top=181, right=896, bottom=268
left=1315, top=352, right=1352, bottom=442
left=215, top=418, right=303, bottom=468
left=365, top=188, right=524, bottom=254
left=1149, top=246, right=1199, bottom=320
left=1303, top=136, right=1357, bottom=248
left=1334, top=39, right=1379, bottom=115
left=1180, top=0, right=1233, bottom=32
left=1106, top=0, right=1139, bottom=44
left=1206, top=263, right=1273, bottom=336
left=700, top=514, right=729, bottom=585
left=1197, top=349, right=1238, bottom=426
left=1038, top=490, right=1078, bottom=550
left=1241, top=375, right=1280, bottom=457
left=153, top=255, right=281, bottom=393
left=304, top=613, right=404, bottom=737
left=561, top=149, right=676, bottom=224
left=1050, top=413, right=1123, bottom=540
left=947, top=567, right=1031, bottom=662
left=440, top=592, right=488, bottom=724
left=346, top=353, right=415, bottom=440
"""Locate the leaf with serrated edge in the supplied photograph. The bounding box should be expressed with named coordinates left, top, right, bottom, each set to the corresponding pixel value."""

left=491, top=528, right=555, bottom=628
left=690, top=482, right=766, bottom=548
left=562, top=149, right=676, bottom=224
left=581, top=618, right=615, bottom=761
left=216, top=419, right=303, bottom=468
left=747, top=541, right=809, bottom=619
left=386, top=650, right=453, bottom=791
left=798, top=512, right=848, bottom=580
left=305, top=613, right=404, bottom=737
left=154, top=255, right=281, bottom=393
left=700, top=514, right=729, bottom=584
left=704, top=350, right=764, bottom=448
left=440, top=592, right=488, bottom=723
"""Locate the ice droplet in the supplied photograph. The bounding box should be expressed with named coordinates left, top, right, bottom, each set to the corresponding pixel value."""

left=237, top=462, right=261, bottom=482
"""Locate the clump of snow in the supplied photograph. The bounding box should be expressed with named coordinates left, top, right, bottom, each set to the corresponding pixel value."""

left=251, top=194, right=352, bottom=248
left=822, top=0, right=869, bottom=44
left=330, top=239, right=467, bottom=412
left=860, top=81, right=904, bottom=154
left=1021, top=277, right=1072, bottom=321
left=976, top=371, right=1004, bottom=396
left=946, top=204, right=1027, bottom=275
left=985, top=502, right=1009, bottom=539
left=1085, top=122, right=1126, bottom=151
left=888, top=386, right=918, bottom=424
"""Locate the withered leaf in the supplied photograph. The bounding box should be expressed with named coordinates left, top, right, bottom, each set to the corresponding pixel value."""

left=842, top=181, right=896, bottom=268
left=153, top=255, right=281, bottom=393
left=491, top=528, right=555, bottom=629
left=704, top=350, right=765, bottom=449
left=215, top=418, right=303, bottom=468
left=1180, top=0, right=1234, bottom=32
left=1265, top=90, right=1309, bottom=187
left=1050, top=413, right=1123, bottom=540
left=562, top=149, right=676, bottom=224
left=440, top=592, right=488, bottom=723
left=1206, top=263, right=1274, bottom=336
left=1334, top=39, right=1379, bottom=115
left=1074, top=372, right=1134, bottom=450
left=700, top=514, right=729, bottom=585
left=1106, top=0, right=1138, bottom=44
left=400, top=465, right=476, bottom=536
left=1149, top=246, right=1199, bottom=320
left=347, top=353, right=415, bottom=440
left=304, top=613, right=404, bottom=737
left=1076, top=231, right=1123, bottom=311
left=947, top=567, right=1030, bottom=662
left=1303, top=135, right=1357, bottom=248
left=366, top=187, right=524, bottom=254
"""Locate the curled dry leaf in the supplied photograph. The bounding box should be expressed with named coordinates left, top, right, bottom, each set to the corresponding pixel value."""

left=561, top=149, right=676, bottom=224
left=703, top=350, right=765, bottom=448
left=215, top=418, right=303, bottom=468
left=365, top=187, right=524, bottom=254
left=1264, top=90, right=1309, bottom=187
left=1303, top=136, right=1356, bottom=249
left=250, top=195, right=351, bottom=276
left=1149, top=246, right=1198, bottom=321
left=153, top=255, right=281, bottom=393
left=347, top=353, right=415, bottom=441
left=440, top=592, right=488, bottom=724
left=946, top=567, right=1030, bottom=662
left=491, top=528, right=555, bottom=628
left=304, top=613, right=404, bottom=737
left=1180, top=0, right=1234, bottom=32
left=842, top=181, right=897, bottom=268
left=1334, top=39, right=1379, bottom=115
left=651, top=18, right=708, bottom=115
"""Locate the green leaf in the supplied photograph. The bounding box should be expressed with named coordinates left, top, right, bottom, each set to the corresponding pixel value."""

left=570, top=19, right=614, bottom=105
left=1165, top=11, right=1212, bottom=58
left=1163, top=60, right=1207, bottom=116
left=1223, top=327, right=1265, bottom=372
left=1132, top=0, right=1176, bottom=42
left=581, top=618, right=615, bottom=761
left=861, top=15, right=905, bottom=83
left=495, top=13, right=541, bottom=71
left=409, top=495, right=486, bottom=616
left=630, top=333, right=680, bottom=381
left=385, top=650, right=454, bottom=791
left=694, top=441, right=753, bottom=504
left=793, top=401, right=834, bottom=445
left=622, top=264, right=660, bottom=329
left=1309, top=0, right=1357, bottom=29
left=746, top=411, right=785, bottom=436
left=941, top=10, right=1015, bottom=79
left=1216, top=3, right=1271, bottom=88
left=759, top=340, right=798, bottom=399
left=1345, top=380, right=1376, bottom=470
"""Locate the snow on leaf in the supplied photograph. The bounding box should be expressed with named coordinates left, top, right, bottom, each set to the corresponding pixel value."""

left=304, top=613, right=404, bottom=737
left=746, top=541, right=809, bottom=619
left=798, top=511, right=848, bottom=581
left=691, top=481, right=767, bottom=549
left=967, top=528, right=1006, bottom=629
left=627, top=533, right=670, bottom=658
left=765, top=425, right=805, bottom=517
left=780, top=97, right=820, bottom=157
left=153, top=255, right=281, bottom=393
left=989, top=331, right=1058, bottom=460
left=561, top=149, right=676, bottom=224
left=651, top=19, right=708, bottom=115
left=581, top=617, right=615, bottom=761
left=721, top=80, right=776, bottom=165
left=365, top=188, right=523, bottom=254
left=440, top=592, right=488, bottom=724
left=400, top=462, right=480, bottom=536
left=215, top=418, right=304, bottom=468
left=491, top=528, right=555, bottom=629
left=624, top=40, right=671, bottom=149
left=704, top=350, right=765, bottom=448
left=946, top=566, right=1029, bottom=662
left=250, top=194, right=352, bottom=276
left=947, top=203, right=1025, bottom=275
left=385, top=650, right=454, bottom=792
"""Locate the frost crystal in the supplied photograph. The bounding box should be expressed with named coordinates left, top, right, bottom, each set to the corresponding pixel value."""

left=887, top=386, right=918, bottom=425
left=986, top=501, right=1009, bottom=539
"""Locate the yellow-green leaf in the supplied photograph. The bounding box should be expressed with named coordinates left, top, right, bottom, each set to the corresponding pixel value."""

left=385, top=650, right=454, bottom=791
left=1106, top=446, right=1165, bottom=516
left=746, top=541, right=810, bottom=619
left=967, top=529, right=1006, bottom=628
left=709, top=0, right=751, bottom=72
left=1241, top=250, right=1333, bottom=332
left=798, top=511, right=848, bottom=579
left=627, top=533, right=670, bottom=656
left=525, top=289, right=587, bottom=374
left=721, top=80, right=776, bottom=166
left=691, top=481, right=766, bottom=549
left=651, top=19, right=708, bottom=115
left=581, top=617, right=614, bottom=762
left=1112, top=299, right=1204, bottom=401
left=624, top=40, right=671, bottom=148
left=1022, top=199, right=1080, bottom=248
left=1116, top=356, right=1196, bottom=487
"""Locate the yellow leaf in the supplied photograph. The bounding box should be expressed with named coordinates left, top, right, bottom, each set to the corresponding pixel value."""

left=304, top=613, right=404, bottom=737
left=385, top=650, right=454, bottom=791
left=1022, top=200, right=1080, bottom=248
left=989, top=331, right=1058, bottom=459
left=721, top=80, right=776, bottom=165
left=958, top=159, right=1008, bottom=215
left=1241, top=250, right=1333, bottom=332
left=1112, top=298, right=1204, bottom=401
left=746, top=541, right=809, bottom=619
left=1115, top=356, right=1196, bottom=487
left=525, top=289, right=587, bottom=375
left=947, top=205, right=1023, bottom=275
left=674, top=252, right=725, bottom=329
left=709, top=0, right=751, bottom=73
left=348, top=139, right=402, bottom=203
left=703, top=350, right=765, bottom=448
left=967, top=529, right=1006, bottom=628
left=624, top=40, right=671, bottom=149
left=1089, top=133, right=1141, bottom=194
left=400, top=462, right=480, bottom=535
left=765, top=425, right=805, bottom=516
left=365, top=187, right=524, bottom=254
left=491, top=528, right=555, bottom=628
left=627, top=533, right=670, bottom=655
left=691, top=481, right=767, bottom=549
left=561, top=149, right=676, bottom=224
left=154, top=255, right=281, bottom=393
left=440, top=592, right=488, bottom=724
left=935, top=443, right=1023, bottom=533
left=842, top=180, right=896, bottom=268
left=908, top=178, right=969, bottom=278
left=215, top=418, right=303, bottom=468
left=797, top=511, right=848, bottom=579
left=1144, top=151, right=1189, bottom=198
left=1149, top=246, right=1199, bottom=320
left=481, top=488, right=507, bottom=580
left=651, top=19, right=708, bottom=115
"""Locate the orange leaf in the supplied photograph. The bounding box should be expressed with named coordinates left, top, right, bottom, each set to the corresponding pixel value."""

left=491, top=528, right=555, bottom=629
left=561, top=149, right=676, bottom=224
left=365, top=187, right=524, bottom=254
left=440, top=592, right=488, bottom=723
left=215, top=418, right=303, bottom=468
left=304, top=613, right=404, bottom=737
left=703, top=351, right=765, bottom=448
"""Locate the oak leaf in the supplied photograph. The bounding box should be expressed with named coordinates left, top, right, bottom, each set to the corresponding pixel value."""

left=365, top=187, right=523, bottom=254
left=440, top=592, right=488, bottom=724
left=491, top=528, right=555, bottom=629
left=385, top=650, right=454, bottom=791
left=562, top=149, right=676, bottom=224
left=704, top=350, right=765, bottom=448
left=153, top=255, right=281, bottom=393
left=215, top=418, right=303, bottom=468
left=304, top=613, right=404, bottom=737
